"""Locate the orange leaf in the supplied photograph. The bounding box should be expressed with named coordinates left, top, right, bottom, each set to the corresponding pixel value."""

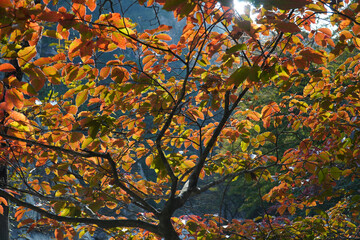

left=318, top=27, right=332, bottom=36
left=17, top=218, right=34, bottom=228
left=352, top=24, right=360, bottom=35
left=247, top=111, right=261, bottom=121
left=99, top=67, right=110, bottom=80
left=0, top=63, right=16, bottom=72
left=15, top=208, right=25, bottom=221
left=147, top=0, right=155, bottom=7
left=55, top=229, right=64, bottom=240
left=157, top=33, right=172, bottom=41
left=261, top=102, right=280, bottom=118
left=33, top=57, right=51, bottom=66
left=340, top=30, right=353, bottom=39
left=145, top=154, right=153, bottom=167
left=37, top=10, right=63, bottom=22
left=5, top=88, right=24, bottom=109
left=68, top=39, right=82, bottom=59
left=17, top=46, right=37, bottom=66
left=86, top=0, right=96, bottom=11
left=65, top=105, right=78, bottom=114
left=9, top=110, right=28, bottom=123
left=278, top=204, right=287, bottom=215
left=0, top=0, right=12, bottom=8
left=40, top=182, right=51, bottom=194
left=42, top=66, right=58, bottom=76
left=72, top=2, right=86, bottom=19
left=106, top=201, right=117, bottom=209
left=0, top=197, right=8, bottom=206
left=111, top=32, right=127, bottom=49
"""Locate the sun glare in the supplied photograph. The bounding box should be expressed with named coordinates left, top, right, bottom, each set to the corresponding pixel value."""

left=233, top=0, right=249, bottom=15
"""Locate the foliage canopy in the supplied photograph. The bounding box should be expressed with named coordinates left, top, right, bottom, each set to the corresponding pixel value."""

left=0, top=0, right=359, bottom=239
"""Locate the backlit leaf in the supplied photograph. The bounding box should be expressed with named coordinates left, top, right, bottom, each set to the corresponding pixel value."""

left=0, top=63, right=16, bottom=72
left=157, top=33, right=172, bottom=41
left=17, top=46, right=37, bottom=66
left=75, top=89, right=88, bottom=106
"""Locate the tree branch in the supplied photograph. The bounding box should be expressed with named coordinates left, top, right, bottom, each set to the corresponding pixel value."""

left=320, top=0, right=360, bottom=25
left=0, top=189, right=161, bottom=235
left=7, top=186, right=97, bottom=218
left=0, top=132, right=106, bottom=159
left=104, top=153, right=160, bottom=216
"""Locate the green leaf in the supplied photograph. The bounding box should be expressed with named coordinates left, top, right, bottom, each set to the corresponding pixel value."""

left=318, top=169, right=327, bottom=184
left=59, top=208, right=71, bottom=216
left=226, top=44, right=246, bottom=54
left=330, top=167, right=341, bottom=180
left=248, top=66, right=261, bottom=82
left=228, top=66, right=250, bottom=86
left=81, top=137, right=93, bottom=149
left=89, top=122, right=100, bottom=139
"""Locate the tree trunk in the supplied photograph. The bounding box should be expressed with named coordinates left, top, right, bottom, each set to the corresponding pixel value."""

left=159, top=218, right=180, bottom=240
left=0, top=165, right=9, bottom=240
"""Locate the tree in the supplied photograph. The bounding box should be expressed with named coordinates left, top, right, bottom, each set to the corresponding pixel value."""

left=0, top=0, right=359, bottom=239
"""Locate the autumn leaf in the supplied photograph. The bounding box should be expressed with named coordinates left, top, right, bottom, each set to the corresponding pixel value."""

left=0, top=63, right=16, bottom=72
left=0, top=1, right=359, bottom=239
left=17, top=46, right=37, bottom=66
left=5, top=88, right=24, bottom=109
left=0, top=197, right=8, bottom=206
left=275, top=21, right=301, bottom=33
left=157, top=33, right=172, bottom=41
left=86, top=0, right=96, bottom=11
left=75, top=89, right=88, bottom=106
left=0, top=0, right=12, bottom=8
left=318, top=27, right=332, bottom=36
left=269, top=0, right=310, bottom=10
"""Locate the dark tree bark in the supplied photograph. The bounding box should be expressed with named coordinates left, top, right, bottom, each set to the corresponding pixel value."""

left=0, top=165, right=8, bottom=240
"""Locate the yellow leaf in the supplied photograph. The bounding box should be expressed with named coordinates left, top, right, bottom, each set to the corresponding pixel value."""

left=17, top=46, right=37, bottom=66
left=76, top=89, right=88, bottom=106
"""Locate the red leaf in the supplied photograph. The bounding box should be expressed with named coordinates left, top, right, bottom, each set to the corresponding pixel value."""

left=0, top=63, right=16, bottom=72
left=0, top=0, right=12, bottom=8
left=37, top=10, right=63, bottom=22
left=55, top=229, right=64, bottom=240
left=275, top=21, right=300, bottom=33
left=111, top=67, right=129, bottom=83
left=270, top=0, right=310, bottom=10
